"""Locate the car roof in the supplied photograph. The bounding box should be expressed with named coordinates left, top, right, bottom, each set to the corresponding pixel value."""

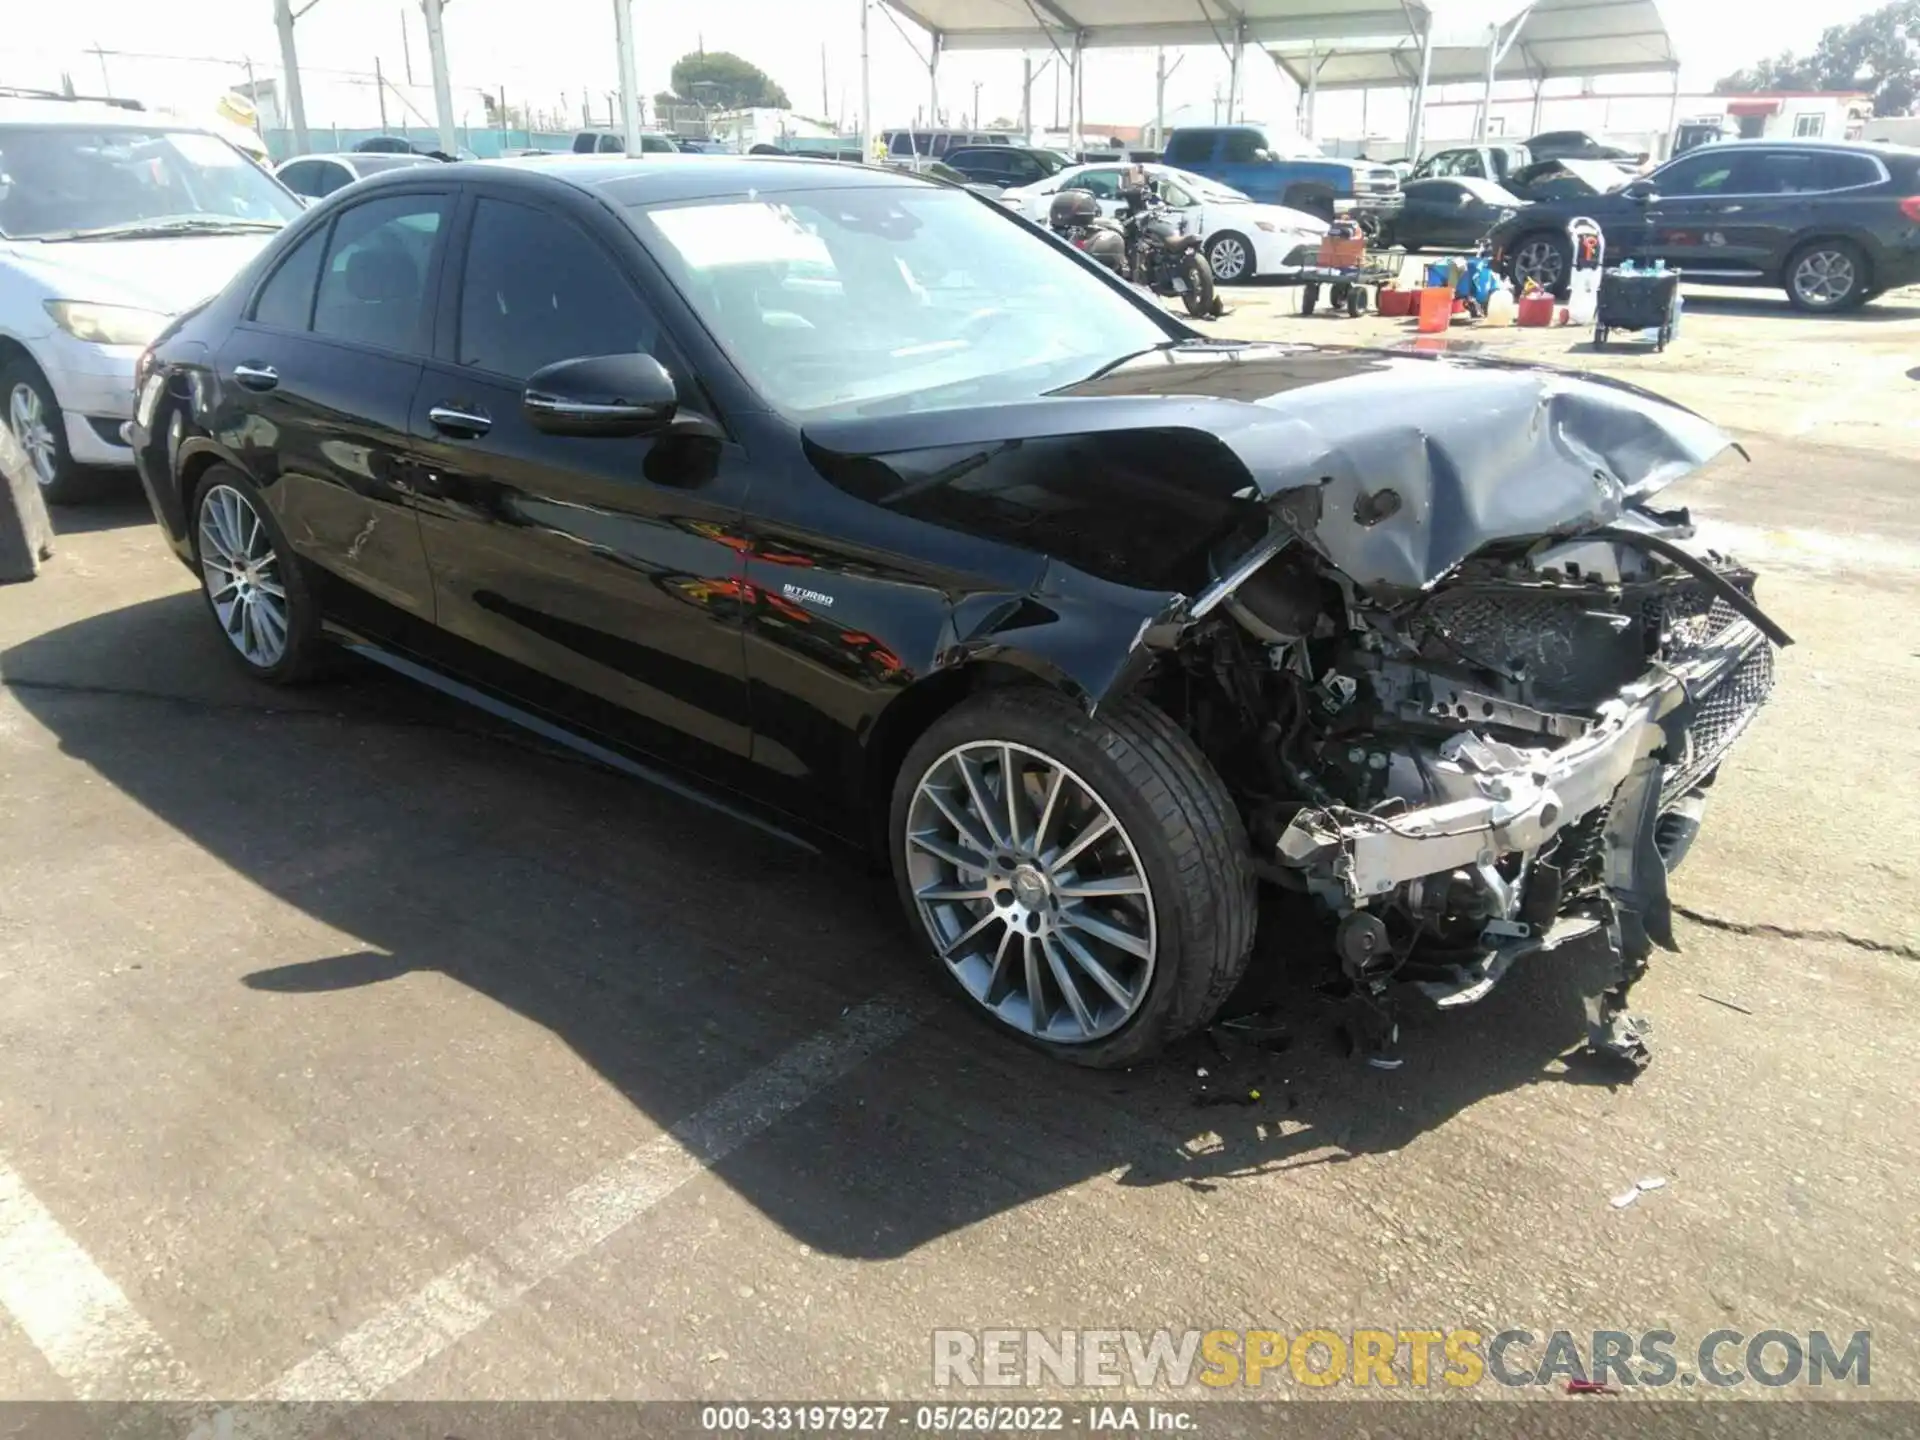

left=0, top=96, right=189, bottom=129
left=1676, top=137, right=1914, bottom=156
left=348, top=153, right=941, bottom=206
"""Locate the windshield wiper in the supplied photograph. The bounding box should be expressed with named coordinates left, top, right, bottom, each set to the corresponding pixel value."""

left=36, top=217, right=284, bottom=242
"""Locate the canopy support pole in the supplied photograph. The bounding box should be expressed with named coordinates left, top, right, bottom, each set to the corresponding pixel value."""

left=1227, top=22, right=1245, bottom=124
left=1663, top=67, right=1682, bottom=158
left=424, top=0, right=458, bottom=157
left=1408, top=12, right=1434, bottom=160
left=612, top=0, right=641, bottom=156
left=1068, top=31, right=1083, bottom=155
left=272, top=0, right=310, bottom=155
left=860, top=0, right=873, bottom=161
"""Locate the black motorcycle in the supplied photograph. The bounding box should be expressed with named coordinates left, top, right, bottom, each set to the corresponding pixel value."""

left=1117, top=180, right=1215, bottom=318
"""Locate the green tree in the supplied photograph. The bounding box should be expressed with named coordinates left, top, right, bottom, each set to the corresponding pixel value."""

left=1716, top=0, right=1920, bottom=115
left=667, top=52, right=790, bottom=111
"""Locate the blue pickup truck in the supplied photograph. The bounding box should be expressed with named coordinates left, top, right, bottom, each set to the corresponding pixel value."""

left=1163, top=125, right=1403, bottom=230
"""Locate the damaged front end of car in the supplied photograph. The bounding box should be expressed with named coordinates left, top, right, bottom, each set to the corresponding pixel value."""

left=1112, top=362, right=1787, bottom=1070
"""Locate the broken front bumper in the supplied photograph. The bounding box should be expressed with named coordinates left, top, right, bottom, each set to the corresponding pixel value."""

left=1278, top=616, right=1772, bottom=911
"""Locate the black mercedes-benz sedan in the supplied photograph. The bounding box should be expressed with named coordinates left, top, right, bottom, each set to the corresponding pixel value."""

left=131, top=156, right=1786, bottom=1070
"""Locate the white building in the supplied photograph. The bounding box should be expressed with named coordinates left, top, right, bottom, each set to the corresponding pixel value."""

left=708, top=108, right=838, bottom=151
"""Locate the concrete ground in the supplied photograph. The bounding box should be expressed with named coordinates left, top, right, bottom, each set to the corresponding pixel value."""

left=1, top=299, right=1917, bottom=1421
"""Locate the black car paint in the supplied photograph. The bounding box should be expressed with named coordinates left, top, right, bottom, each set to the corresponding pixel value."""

left=133, top=157, right=1734, bottom=854
left=1386, top=178, right=1517, bottom=251
left=1491, top=141, right=1920, bottom=298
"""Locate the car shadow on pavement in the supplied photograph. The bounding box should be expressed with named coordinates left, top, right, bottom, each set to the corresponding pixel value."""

left=50, top=488, right=151, bottom=535
left=4, top=592, right=1623, bottom=1260
left=1678, top=294, right=1920, bottom=322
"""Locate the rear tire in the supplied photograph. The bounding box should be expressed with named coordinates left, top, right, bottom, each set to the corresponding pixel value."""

left=889, top=688, right=1257, bottom=1069
left=1784, top=238, right=1868, bottom=313
left=1179, top=253, right=1216, bottom=317
left=190, top=465, right=327, bottom=685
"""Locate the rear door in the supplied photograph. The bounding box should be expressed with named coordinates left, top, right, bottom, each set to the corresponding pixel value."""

left=217, top=186, right=453, bottom=639
left=1643, top=148, right=1770, bottom=275
left=406, top=188, right=756, bottom=773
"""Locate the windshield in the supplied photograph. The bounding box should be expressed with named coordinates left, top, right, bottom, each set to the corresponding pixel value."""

left=0, top=125, right=299, bottom=240
left=632, top=186, right=1172, bottom=419
left=1158, top=165, right=1248, bottom=203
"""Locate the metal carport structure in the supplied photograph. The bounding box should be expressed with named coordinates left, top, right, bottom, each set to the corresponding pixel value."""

left=1268, top=0, right=1679, bottom=158
left=868, top=0, right=1422, bottom=156
left=868, top=0, right=1677, bottom=165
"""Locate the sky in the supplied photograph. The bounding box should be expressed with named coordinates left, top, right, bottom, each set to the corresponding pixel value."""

left=15, top=0, right=1891, bottom=142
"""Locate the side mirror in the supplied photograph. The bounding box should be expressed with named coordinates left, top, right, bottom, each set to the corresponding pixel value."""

left=1622, top=179, right=1658, bottom=203
left=523, top=353, right=677, bottom=438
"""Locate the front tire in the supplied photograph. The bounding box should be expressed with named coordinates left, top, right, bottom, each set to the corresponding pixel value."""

left=190, top=465, right=326, bottom=684
left=3, top=358, right=99, bottom=505
left=1507, top=230, right=1570, bottom=298
left=889, top=688, right=1256, bottom=1068
left=1205, top=231, right=1253, bottom=284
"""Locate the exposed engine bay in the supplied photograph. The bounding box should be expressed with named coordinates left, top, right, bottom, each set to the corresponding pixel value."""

left=1144, top=503, right=1784, bottom=1070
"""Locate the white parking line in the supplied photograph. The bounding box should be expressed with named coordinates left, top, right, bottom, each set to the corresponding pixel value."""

left=256, top=994, right=924, bottom=1404
left=0, top=1157, right=204, bottom=1399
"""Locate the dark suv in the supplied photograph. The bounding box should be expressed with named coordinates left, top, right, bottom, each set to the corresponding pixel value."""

left=941, top=145, right=1071, bottom=189
left=1489, top=140, right=1920, bottom=312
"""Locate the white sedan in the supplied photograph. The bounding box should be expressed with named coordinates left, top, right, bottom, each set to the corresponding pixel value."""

left=1001, top=162, right=1327, bottom=284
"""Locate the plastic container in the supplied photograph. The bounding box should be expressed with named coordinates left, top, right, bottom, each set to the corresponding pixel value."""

left=1417, top=285, right=1454, bottom=333
left=1378, top=287, right=1415, bottom=318
left=1517, top=294, right=1555, bottom=327
left=1484, top=282, right=1516, bottom=327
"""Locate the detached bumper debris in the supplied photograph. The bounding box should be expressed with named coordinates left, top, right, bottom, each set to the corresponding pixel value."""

left=0, top=424, right=56, bottom=584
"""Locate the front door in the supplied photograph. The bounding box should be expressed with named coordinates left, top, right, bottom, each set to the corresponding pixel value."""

left=1642, top=148, right=1774, bottom=278
left=217, top=187, right=454, bottom=640
left=407, top=191, right=756, bottom=774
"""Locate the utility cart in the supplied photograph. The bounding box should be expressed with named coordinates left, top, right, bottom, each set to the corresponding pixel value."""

left=1297, top=222, right=1400, bottom=317
left=1594, top=265, right=1682, bottom=351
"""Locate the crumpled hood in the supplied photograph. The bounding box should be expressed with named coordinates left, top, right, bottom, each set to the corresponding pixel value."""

left=803, top=343, right=1735, bottom=593
left=1, top=232, right=277, bottom=320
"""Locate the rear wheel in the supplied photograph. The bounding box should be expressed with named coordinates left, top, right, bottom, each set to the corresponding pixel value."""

left=1204, top=230, right=1253, bottom=284
left=890, top=688, right=1256, bottom=1068
left=1785, top=239, right=1867, bottom=313
left=1179, top=252, right=1216, bottom=317
left=191, top=466, right=326, bottom=684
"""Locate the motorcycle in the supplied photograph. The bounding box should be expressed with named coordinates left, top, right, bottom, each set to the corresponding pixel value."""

left=1117, top=174, right=1216, bottom=318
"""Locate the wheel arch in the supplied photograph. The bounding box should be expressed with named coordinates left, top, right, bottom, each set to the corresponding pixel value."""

left=174, top=435, right=254, bottom=546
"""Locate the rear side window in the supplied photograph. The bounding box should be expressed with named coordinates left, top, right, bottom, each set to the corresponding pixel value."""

left=456, top=197, right=658, bottom=380
left=1754, top=152, right=1832, bottom=193
left=1221, top=131, right=1264, bottom=163
left=250, top=224, right=329, bottom=330
left=312, top=192, right=447, bottom=353
left=1164, top=131, right=1214, bottom=166
left=1815, top=152, right=1882, bottom=190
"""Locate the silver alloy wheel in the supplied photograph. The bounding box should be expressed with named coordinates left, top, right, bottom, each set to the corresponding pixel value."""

left=1208, top=235, right=1249, bottom=282
left=1791, top=247, right=1855, bottom=308
left=905, top=740, right=1157, bottom=1044
left=197, top=483, right=290, bottom=668
left=1511, top=236, right=1564, bottom=291
left=7, top=382, right=58, bottom=487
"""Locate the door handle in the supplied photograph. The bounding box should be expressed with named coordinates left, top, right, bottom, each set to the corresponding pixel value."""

left=232, top=362, right=278, bottom=391
left=428, top=404, right=492, bottom=439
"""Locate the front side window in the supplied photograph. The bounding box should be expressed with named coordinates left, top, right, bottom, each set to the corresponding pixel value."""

left=1221, top=131, right=1265, bottom=163
left=1653, top=151, right=1751, bottom=195
left=311, top=192, right=447, bottom=353
left=632, top=185, right=1170, bottom=419
left=0, top=124, right=299, bottom=240
left=457, top=198, right=662, bottom=381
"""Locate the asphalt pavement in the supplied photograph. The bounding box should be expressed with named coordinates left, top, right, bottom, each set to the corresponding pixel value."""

left=1, top=413, right=1916, bottom=1417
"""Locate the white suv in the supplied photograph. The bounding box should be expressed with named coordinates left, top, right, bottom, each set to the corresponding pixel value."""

left=1, top=96, right=301, bottom=501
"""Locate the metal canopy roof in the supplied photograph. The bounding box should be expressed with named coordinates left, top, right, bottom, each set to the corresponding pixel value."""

left=1268, top=0, right=1677, bottom=90
left=883, top=0, right=1421, bottom=53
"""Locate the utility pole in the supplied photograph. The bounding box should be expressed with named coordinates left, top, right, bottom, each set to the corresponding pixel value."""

left=272, top=0, right=311, bottom=155
left=400, top=8, right=414, bottom=83
left=1153, top=49, right=1182, bottom=148
left=972, top=80, right=981, bottom=130
left=88, top=44, right=113, bottom=97
left=422, top=0, right=458, bottom=156
left=612, top=0, right=642, bottom=154
left=375, top=56, right=388, bottom=130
